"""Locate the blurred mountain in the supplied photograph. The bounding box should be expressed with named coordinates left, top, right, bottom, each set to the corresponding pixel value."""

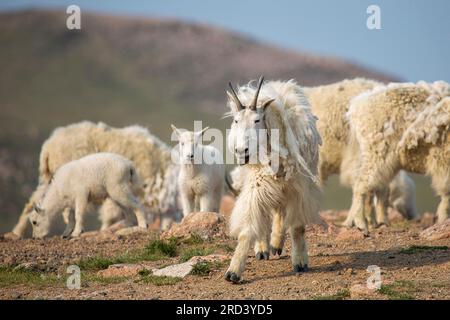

left=0, top=9, right=409, bottom=231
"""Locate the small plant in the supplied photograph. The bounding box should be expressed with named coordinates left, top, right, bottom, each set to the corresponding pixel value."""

left=0, top=266, right=61, bottom=288
left=378, top=280, right=416, bottom=300
left=190, top=262, right=212, bottom=276
left=183, top=233, right=205, bottom=245
left=144, top=238, right=178, bottom=258
left=399, top=245, right=448, bottom=254
left=313, top=289, right=350, bottom=300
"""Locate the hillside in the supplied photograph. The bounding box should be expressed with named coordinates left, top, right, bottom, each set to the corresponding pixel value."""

left=0, top=9, right=431, bottom=232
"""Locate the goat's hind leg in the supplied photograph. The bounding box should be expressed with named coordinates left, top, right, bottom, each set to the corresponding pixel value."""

left=290, top=225, right=308, bottom=273
left=110, top=188, right=147, bottom=229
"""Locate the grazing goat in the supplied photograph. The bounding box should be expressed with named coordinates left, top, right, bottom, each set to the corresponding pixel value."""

left=13, top=121, right=180, bottom=237
left=224, top=77, right=322, bottom=283
left=171, top=125, right=224, bottom=216
left=29, top=153, right=147, bottom=238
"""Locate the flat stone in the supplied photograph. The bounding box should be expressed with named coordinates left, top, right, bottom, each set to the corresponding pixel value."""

left=152, top=261, right=194, bottom=278
left=336, top=228, right=366, bottom=242
left=420, top=219, right=450, bottom=241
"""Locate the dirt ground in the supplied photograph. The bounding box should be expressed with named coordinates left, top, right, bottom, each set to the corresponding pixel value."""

left=0, top=212, right=449, bottom=300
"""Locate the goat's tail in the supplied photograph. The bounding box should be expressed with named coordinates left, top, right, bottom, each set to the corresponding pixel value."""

left=225, top=170, right=239, bottom=197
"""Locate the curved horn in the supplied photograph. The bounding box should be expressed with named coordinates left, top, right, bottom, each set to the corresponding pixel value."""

left=250, top=76, right=264, bottom=110
left=228, top=82, right=244, bottom=110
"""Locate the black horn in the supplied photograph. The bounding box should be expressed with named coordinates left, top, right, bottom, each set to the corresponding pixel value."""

left=249, top=76, right=264, bottom=110
left=228, top=82, right=244, bottom=111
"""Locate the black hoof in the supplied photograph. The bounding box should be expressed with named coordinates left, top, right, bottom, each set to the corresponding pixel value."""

left=256, top=251, right=269, bottom=260
left=270, top=246, right=282, bottom=256
left=293, top=264, right=308, bottom=273
left=225, top=271, right=241, bottom=283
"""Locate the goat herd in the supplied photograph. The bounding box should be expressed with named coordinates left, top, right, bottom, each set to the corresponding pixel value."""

left=8, top=76, right=450, bottom=283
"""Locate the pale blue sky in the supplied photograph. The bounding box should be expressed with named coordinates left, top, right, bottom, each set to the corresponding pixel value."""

left=1, top=0, right=449, bottom=82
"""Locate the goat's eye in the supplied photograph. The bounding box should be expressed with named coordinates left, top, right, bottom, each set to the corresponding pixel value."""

left=255, top=119, right=260, bottom=123
left=234, top=119, right=238, bottom=124
left=32, top=221, right=37, bottom=226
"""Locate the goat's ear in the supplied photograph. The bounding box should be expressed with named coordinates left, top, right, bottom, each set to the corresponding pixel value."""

left=226, top=91, right=240, bottom=114
left=171, top=124, right=181, bottom=137
left=261, top=98, right=275, bottom=111
left=32, top=204, right=42, bottom=214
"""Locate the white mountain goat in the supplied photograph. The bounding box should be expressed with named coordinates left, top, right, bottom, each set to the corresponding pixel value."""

left=345, top=82, right=450, bottom=232
left=224, top=77, right=322, bottom=283
left=29, top=153, right=148, bottom=238
left=13, top=121, right=180, bottom=238
left=171, top=125, right=224, bottom=216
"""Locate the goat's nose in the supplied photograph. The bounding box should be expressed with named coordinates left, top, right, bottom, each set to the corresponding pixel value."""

left=245, top=147, right=249, bottom=154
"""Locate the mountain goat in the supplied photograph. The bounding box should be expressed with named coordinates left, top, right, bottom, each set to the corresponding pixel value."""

left=304, top=78, right=418, bottom=225
left=29, top=153, right=147, bottom=238
left=171, top=125, right=224, bottom=216
left=224, top=77, right=322, bottom=283
left=12, top=121, right=180, bottom=238
left=345, top=82, right=450, bottom=232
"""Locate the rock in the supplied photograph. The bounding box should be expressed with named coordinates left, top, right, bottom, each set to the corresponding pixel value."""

left=151, top=254, right=229, bottom=278
left=2, top=232, right=20, bottom=241
left=10, top=292, right=22, bottom=300
left=420, top=219, right=450, bottom=241
left=335, top=228, right=366, bottom=242
left=161, top=212, right=227, bottom=240
left=349, top=283, right=379, bottom=299
left=115, top=226, right=148, bottom=237
left=106, top=220, right=129, bottom=232
left=4, top=256, right=17, bottom=266
left=220, top=195, right=235, bottom=221
left=97, top=263, right=152, bottom=278
left=152, top=261, right=194, bottom=278
left=14, top=262, right=38, bottom=271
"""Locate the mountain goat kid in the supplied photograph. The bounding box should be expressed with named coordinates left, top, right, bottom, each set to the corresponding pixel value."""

left=224, top=77, right=322, bottom=283
left=171, top=125, right=224, bottom=216
left=29, top=153, right=148, bottom=238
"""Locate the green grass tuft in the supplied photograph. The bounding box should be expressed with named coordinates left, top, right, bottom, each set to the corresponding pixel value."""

left=183, top=233, right=205, bottom=245
left=313, top=289, right=350, bottom=300
left=144, top=238, right=178, bottom=258
left=399, top=245, right=448, bottom=254
left=0, top=266, right=62, bottom=288
left=378, top=280, right=416, bottom=300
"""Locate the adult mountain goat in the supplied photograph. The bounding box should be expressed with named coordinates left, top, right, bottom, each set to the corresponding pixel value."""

left=345, top=82, right=450, bottom=232
left=224, top=77, right=322, bottom=283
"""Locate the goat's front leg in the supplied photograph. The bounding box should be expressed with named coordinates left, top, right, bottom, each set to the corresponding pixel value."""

left=436, top=194, right=450, bottom=223
left=225, top=228, right=254, bottom=283
left=254, top=234, right=270, bottom=261
left=62, top=208, right=75, bottom=238
left=71, top=196, right=88, bottom=237
left=290, top=225, right=308, bottom=272
left=199, top=192, right=219, bottom=213
left=180, top=190, right=195, bottom=217
left=270, top=209, right=285, bottom=256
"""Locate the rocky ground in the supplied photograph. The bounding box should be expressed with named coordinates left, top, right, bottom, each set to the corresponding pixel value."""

left=0, top=204, right=449, bottom=300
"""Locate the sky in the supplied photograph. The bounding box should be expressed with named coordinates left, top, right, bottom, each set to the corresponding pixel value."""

left=1, top=0, right=449, bottom=82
